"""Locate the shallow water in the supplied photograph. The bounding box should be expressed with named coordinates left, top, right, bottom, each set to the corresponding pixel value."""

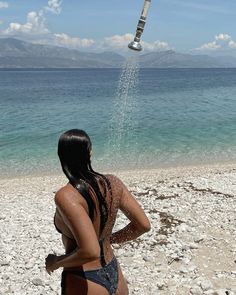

left=0, top=68, right=236, bottom=176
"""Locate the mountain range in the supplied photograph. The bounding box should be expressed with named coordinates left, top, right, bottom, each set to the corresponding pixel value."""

left=0, top=38, right=236, bottom=68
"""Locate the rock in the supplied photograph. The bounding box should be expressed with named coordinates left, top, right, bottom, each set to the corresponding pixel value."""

left=1, top=274, right=10, bottom=280
left=179, top=265, right=190, bottom=273
left=189, top=242, right=199, bottom=249
left=181, top=244, right=189, bottom=251
left=142, top=256, right=150, bottom=262
left=0, top=260, right=10, bottom=266
left=177, top=223, right=189, bottom=232
left=156, top=280, right=166, bottom=290
left=199, top=278, right=213, bottom=291
left=214, top=290, right=234, bottom=295
left=179, top=263, right=197, bottom=273
left=194, top=235, right=205, bottom=243
left=32, top=278, right=44, bottom=286
left=204, top=290, right=216, bottom=295
left=190, top=285, right=203, bottom=295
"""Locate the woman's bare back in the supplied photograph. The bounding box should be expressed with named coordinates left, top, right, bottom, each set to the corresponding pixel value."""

left=53, top=174, right=129, bottom=294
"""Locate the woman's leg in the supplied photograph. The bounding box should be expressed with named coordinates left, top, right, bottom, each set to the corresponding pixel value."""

left=116, top=263, right=129, bottom=295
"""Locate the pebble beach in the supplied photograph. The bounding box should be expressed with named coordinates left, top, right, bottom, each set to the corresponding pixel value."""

left=0, top=163, right=236, bottom=295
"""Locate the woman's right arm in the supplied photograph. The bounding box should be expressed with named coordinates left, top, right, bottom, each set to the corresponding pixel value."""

left=110, top=176, right=151, bottom=244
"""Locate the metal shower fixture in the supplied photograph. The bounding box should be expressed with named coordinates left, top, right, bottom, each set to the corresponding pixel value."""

left=128, top=0, right=152, bottom=51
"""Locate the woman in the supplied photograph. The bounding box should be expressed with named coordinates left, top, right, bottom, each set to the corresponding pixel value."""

left=45, top=129, right=151, bottom=295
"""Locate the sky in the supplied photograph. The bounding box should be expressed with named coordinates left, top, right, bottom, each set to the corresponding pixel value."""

left=0, top=0, right=236, bottom=55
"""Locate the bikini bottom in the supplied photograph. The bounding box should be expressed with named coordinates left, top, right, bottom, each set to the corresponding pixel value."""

left=61, top=257, right=119, bottom=295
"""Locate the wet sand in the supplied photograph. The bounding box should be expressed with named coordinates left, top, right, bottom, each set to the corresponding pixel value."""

left=0, top=163, right=236, bottom=295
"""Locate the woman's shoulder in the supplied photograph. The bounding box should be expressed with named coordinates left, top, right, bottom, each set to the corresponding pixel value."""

left=54, top=184, right=80, bottom=207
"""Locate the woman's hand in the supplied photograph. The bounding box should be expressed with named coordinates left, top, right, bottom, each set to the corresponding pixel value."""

left=45, top=254, right=60, bottom=275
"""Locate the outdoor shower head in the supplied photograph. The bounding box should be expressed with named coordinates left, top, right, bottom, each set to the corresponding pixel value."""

left=128, top=0, right=151, bottom=52
left=128, top=40, right=142, bottom=51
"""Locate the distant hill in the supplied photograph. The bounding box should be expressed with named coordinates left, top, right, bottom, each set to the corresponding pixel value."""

left=139, top=50, right=236, bottom=68
left=0, top=38, right=125, bottom=68
left=0, top=38, right=236, bottom=68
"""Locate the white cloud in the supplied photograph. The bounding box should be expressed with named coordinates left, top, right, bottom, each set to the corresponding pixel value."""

left=229, top=40, right=236, bottom=49
left=0, top=20, right=3, bottom=25
left=4, top=10, right=49, bottom=35
left=54, top=33, right=95, bottom=48
left=142, top=40, right=170, bottom=51
left=45, top=0, right=62, bottom=15
left=102, top=33, right=171, bottom=52
left=196, top=33, right=236, bottom=51
left=215, top=33, right=231, bottom=42
left=2, top=0, right=63, bottom=37
left=0, top=1, right=8, bottom=9
left=104, top=33, right=134, bottom=49
left=197, top=41, right=221, bottom=50
left=0, top=0, right=94, bottom=50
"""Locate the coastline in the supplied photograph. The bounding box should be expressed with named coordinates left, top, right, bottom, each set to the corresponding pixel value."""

left=1, top=163, right=236, bottom=294
left=1, top=160, right=236, bottom=180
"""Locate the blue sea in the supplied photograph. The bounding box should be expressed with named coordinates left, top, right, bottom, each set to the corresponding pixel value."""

left=0, top=66, right=236, bottom=177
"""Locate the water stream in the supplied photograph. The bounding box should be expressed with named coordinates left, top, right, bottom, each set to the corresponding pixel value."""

left=107, top=55, right=140, bottom=169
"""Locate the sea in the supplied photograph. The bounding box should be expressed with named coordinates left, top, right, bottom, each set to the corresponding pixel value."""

left=0, top=63, right=236, bottom=177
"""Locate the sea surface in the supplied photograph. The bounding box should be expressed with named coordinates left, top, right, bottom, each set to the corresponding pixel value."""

left=0, top=65, right=236, bottom=177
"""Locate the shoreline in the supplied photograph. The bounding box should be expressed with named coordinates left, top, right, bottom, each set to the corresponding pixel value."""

left=0, top=160, right=236, bottom=181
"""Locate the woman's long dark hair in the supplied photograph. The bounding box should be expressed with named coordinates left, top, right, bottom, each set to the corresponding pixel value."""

left=58, top=129, right=111, bottom=234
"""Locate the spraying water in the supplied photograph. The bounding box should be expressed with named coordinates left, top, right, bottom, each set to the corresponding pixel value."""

left=107, top=55, right=140, bottom=169
left=104, top=1, right=152, bottom=170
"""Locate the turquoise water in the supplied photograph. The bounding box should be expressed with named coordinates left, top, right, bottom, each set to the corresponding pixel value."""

left=0, top=67, right=236, bottom=177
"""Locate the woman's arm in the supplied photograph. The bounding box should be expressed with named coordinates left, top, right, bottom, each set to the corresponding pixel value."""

left=46, top=187, right=100, bottom=274
left=110, top=176, right=151, bottom=244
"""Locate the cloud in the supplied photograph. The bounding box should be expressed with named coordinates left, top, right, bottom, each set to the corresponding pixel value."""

left=196, top=33, right=236, bottom=51
left=0, top=1, right=8, bottom=9
left=45, top=0, right=62, bottom=15
left=0, top=1, right=95, bottom=50
left=3, top=10, right=49, bottom=35
left=215, top=33, right=231, bottom=42
left=142, top=40, right=171, bottom=51
left=103, top=33, right=134, bottom=49
left=197, top=41, right=221, bottom=51
left=54, top=33, right=95, bottom=48
left=102, top=33, right=171, bottom=52
left=228, top=40, right=236, bottom=49
left=2, top=0, right=62, bottom=37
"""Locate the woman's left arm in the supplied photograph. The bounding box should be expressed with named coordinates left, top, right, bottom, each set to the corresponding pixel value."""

left=45, top=188, right=100, bottom=274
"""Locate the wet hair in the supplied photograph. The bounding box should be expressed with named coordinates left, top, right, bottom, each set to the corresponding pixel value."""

left=58, top=129, right=111, bottom=234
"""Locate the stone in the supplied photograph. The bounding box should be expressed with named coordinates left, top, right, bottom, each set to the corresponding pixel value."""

left=189, top=243, right=199, bottom=249
left=194, top=235, right=205, bottom=243
left=204, top=290, right=217, bottom=295
left=214, top=290, right=234, bottom=295
left=190, top=285, right=203, bottom=295
left=179, top=263, right=197, bottom=273
left=0, top=260, right=10, bottom=266
left=32, top=278, right=44, bottom=286
left=199, top=279, right=213, bottom=291
left=156, top=280, right=166, bottom=290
